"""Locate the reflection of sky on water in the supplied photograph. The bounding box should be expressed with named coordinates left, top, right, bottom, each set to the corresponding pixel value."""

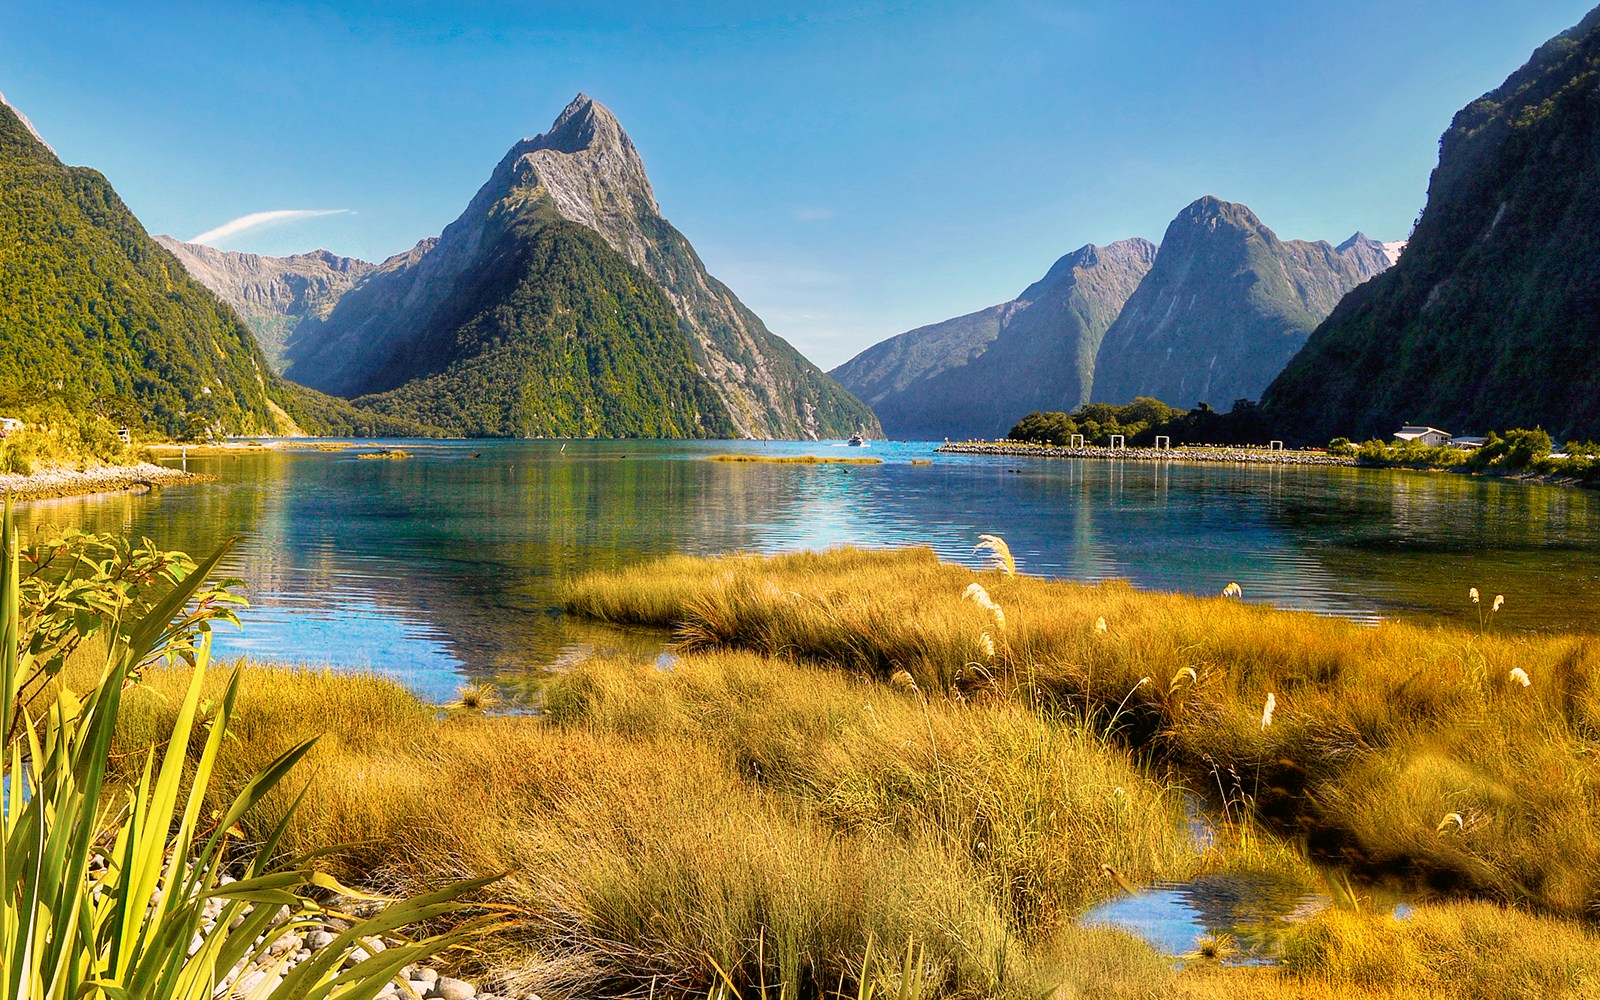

left=734, top=451, right=1368, bottom=620
left=1080, top=875, right=1329, bottom=965
left=15, top=440, right=1600, bottom=701
left=210, top=594, right=462, bottom=704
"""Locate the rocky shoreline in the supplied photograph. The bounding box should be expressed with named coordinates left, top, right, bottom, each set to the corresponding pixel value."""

left=938, top=441, right=1357, bottom=467
left=0, top=462, right=213, bottom=502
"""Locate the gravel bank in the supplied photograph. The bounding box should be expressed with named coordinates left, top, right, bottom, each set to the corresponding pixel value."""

left=0, top=462, right=213, bottom=502
left=937, top=441, right=1356, bottom=467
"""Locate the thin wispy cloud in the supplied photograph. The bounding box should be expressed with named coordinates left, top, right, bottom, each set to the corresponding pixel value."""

left=190, top=208, right=353, bottom=246
left=792, top=207, right=835, bottom=222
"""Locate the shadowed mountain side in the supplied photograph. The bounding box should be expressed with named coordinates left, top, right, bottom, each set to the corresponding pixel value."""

left=153, top=237, right=374, bottom=373
left=1263, top=6, right=1600, bottom=443
left=832, top=239, right=1157, bottom=440
left=1091, top=198, right=1392, bottom=409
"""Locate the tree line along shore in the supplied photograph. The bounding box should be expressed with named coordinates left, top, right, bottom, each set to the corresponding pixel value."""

left=938, top=440, right=1355, bottom=466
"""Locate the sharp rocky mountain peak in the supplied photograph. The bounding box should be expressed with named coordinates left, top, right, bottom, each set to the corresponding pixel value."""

left=262, top=94, right=873, bottom=440
left=479, top=93, right=662, bottom=264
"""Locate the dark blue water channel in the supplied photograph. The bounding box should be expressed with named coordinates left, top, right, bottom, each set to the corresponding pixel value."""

left=14, top=439, right=1600, bottom=702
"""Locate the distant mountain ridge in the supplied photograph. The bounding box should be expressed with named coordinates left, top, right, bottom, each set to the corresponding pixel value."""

left=830, top=238, right=1156, bottom=439
left=276, top=95, right=875, bottom=440
left=0, top=91, right=52, bottom=153
left=153, top=237, right=374, bottom=372
left=1090, top=197, right=1393, bottom=409
left=1263, top=6, right=1600, bottom=443
left=832, top=197, right=1396, bottom=439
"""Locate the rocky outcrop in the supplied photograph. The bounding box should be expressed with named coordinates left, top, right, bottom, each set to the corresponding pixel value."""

left=1263, top=6, right=1600, bottom=443
left=831, top=238, right=1156, bottom=439
left=283, top=95, right=875, bottom=440
left=0, top=463, right=212, bottom=502
left=153, top=237, right=374, bottom=371
left=1090, top=198, right=1394, bottom=409
left=0, top=90, right=52, bottom=153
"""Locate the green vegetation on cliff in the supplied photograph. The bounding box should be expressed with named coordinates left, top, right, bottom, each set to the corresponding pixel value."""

left=335, top=210, right=733, bottom=438
left=274, top=382, right=445, bottom=439
left=0, top=99, right=293, bottom=440
left=1263, top=8, right=1600, bottom=443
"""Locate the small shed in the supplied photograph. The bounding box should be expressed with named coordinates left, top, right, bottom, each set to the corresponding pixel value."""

left=1394, top=425, right=1452, bottom=448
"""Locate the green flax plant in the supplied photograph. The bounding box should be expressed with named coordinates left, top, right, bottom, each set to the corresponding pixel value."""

left=0, top=502, right=499, bottom=999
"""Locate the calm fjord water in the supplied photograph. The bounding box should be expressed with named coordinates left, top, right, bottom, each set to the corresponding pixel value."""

left=16, top=440, right=1600, bottom=702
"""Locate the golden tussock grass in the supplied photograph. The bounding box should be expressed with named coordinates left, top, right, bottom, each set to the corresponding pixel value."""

left=109, top=652, right=1198, bottom=998
left=101, top=649, right=1600, bottom=996
left=1278, top=900, right=1600, bottom=999
left=564, top=547, right=1600, bottom=918
left=91, top=544, right=1600, bottom=997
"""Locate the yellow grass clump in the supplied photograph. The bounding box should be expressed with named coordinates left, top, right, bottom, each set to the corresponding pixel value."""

left=108, top=651, right=1200, bottom=998
left=1279, top=901, right=1600, bottom=998
left=564, top=546, right=1600, bottom=918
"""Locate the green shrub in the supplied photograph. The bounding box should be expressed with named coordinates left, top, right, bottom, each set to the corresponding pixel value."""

left=0, top=506, right=499, bottom=999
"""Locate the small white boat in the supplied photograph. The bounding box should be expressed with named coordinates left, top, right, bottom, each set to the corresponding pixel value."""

left=847, top=430, right=868, bottom=447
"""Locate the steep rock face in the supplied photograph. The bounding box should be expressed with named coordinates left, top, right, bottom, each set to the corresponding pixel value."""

left=285, top=190, right=731, bottom=438
left=1091, top=198, right=1392, bottom=409
left=285, top=95, right=874, bottom=439
left=1263, top=7, right=1600, bottom=443
left=153, top=237, right=374, bottom=371
left=831, top=238, right=1156, bottom=439
left=0, top=97, right=298, bottom=436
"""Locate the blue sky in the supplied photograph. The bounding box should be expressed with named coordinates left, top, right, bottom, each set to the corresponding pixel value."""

left=3, top=1, right=1593, bottom=368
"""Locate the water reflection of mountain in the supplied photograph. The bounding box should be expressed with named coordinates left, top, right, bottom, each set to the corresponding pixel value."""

left=16, top=444, right=798, bottom=698
left=19, top=446, right=1600, bottom=700
left=1259, top=467, right=1600, bottom=632
left=896, top=459, right=1372, bottom=620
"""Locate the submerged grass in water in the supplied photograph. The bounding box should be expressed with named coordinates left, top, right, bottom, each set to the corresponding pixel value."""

left=706, top=453, right=884, bottom=465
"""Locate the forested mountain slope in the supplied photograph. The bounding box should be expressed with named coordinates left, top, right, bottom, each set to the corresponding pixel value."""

left=1263, top=7, right=1600, bottom=442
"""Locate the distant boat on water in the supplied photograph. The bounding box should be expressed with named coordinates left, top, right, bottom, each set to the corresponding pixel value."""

left=847, top=429, right=869, bottom=447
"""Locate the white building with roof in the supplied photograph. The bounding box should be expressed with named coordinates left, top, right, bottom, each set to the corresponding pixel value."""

left=1393, top=425, right=1452, bottom=447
